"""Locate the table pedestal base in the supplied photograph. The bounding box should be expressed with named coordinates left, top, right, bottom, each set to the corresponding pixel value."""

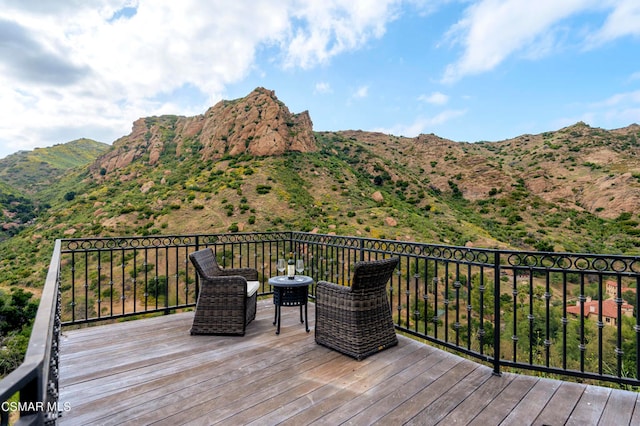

left=271, top=279, right=310, bottom=335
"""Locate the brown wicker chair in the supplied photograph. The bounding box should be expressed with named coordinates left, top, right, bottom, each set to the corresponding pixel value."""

left=188, top=248, right=259, bottom=335
left=315, top=257, right=399, bottom=360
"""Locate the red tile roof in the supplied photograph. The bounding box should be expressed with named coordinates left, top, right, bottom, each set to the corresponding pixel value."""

left=566, top=298, right=633, bottom=321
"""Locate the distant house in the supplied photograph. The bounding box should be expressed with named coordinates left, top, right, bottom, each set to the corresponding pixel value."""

left=605, top=281, right=637, bottom=299
left=567, top=297, right=634, bottom=327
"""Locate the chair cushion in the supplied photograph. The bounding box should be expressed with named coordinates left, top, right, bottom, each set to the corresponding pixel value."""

left=247, top=280, right=260, bottom=297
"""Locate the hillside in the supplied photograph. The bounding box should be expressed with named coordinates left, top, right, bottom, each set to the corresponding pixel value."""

left=0, top=138, right=110, bottom=195
left=0, top=138, right=110, bottom=241
left=1, top=88, right=640, bottom=293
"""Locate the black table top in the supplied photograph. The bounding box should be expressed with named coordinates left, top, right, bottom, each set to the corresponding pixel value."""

left=268, top=275, right=313, bottom=287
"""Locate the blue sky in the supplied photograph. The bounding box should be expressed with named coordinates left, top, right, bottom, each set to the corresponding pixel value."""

left=0, top=1, right=638, bottom=159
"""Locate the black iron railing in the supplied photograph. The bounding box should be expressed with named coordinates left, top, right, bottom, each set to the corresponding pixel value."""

left=2, top=231, right=640, bottom=424
left=58, top=232, right=291, bottom=324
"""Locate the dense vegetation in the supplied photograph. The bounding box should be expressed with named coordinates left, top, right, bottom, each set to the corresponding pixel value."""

left=0, top=287, right=38, bottom=376
left=0, top=191, right=40, bottom=240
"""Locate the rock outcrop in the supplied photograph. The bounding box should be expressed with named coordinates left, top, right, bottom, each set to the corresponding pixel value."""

left=92, top=87, right=316, bottom=176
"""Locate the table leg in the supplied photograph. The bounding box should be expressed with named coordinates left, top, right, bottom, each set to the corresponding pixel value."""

left=273, top=304, right=277, bottom=326
left=276, top=305, right=281, bottom=335
left=305, top=303, right=309, bottom=333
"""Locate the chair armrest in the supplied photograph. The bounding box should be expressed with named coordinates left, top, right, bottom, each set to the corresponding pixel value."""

left=200, top=275, right=248, bottom=297
left=217, top=267, right=258, bottom=281
left=316, top=281, right=353, bottom=309
left=316, top=280, right=352, bottom=295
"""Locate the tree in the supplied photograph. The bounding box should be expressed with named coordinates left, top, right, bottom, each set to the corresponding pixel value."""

left=622, top=290, right=636, bottom=310
left=565, top=318, right=597, bottom=367
left=0, top=288, right=38, bottom=334
left=0, top=288, right=38, bottom=377
left=0, top=332, right=29, bottom=376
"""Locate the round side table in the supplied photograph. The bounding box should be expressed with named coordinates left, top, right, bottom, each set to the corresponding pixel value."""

left=268, top=275, right=314, bottom=335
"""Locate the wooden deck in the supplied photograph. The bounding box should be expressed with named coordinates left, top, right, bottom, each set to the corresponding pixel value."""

left=58, top=299, right=640, bottom=425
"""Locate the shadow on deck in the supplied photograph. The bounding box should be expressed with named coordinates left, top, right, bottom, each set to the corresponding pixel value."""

left=59, top=300, right=640, bottom=425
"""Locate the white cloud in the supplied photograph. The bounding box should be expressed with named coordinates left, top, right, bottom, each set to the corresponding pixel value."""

left=353, top=85, right=369, bottom=99
left=314, top=82, right=332, bottom=94
left=592, top=90, right=640, bottom=108
left=418, top=92, right=449, bottom=105
left=591, top=90, right=640, bottom=125
left=587, top=0, right=640, bottom=45
left=284, top=0, right=402, bottom=69
left=376, top=109, right=467, bottom=137
left=557, top=89, right=640, bottom=130
left=440, top=0, right=640, bottom=83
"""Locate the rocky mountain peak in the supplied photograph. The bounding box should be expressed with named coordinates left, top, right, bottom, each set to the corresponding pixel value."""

left=195, top=87, right=316, bottom=158
left=92, top=87, right=316, bottom=176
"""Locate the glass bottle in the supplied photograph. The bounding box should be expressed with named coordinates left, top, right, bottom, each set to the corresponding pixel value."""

left=287, top=252, right=295, bottom=279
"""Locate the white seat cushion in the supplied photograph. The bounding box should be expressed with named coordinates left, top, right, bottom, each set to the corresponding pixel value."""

left=247, top=280, right=260, bottom=297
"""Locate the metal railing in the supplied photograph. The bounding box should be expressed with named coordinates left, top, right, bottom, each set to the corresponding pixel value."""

left=0, top=240, right=62, bottom=426
left=3, top=231, right=640, bottom=424
left=58, top=232, right=291, bottom=324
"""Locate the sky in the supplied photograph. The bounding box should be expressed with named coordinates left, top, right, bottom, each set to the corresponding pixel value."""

left=0, top=0, right=639, bottom=160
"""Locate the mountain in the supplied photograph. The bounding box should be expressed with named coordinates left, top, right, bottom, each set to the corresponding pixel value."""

left=0, top=138, right=110, bottom=240
left=90, top=87, right=315, bottom=177
left=339, top=121, right=640, bottom=220
left=1, top=88, right=640, bottom=292
left=0, top=138, right=110, bottom=195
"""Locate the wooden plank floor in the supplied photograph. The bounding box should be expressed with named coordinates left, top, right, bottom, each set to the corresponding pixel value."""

left=58, top=299, right=640, bottom=425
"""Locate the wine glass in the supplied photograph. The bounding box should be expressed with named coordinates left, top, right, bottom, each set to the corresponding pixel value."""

left=296, top=259, right=304, bottom=275
left=276, top=259, right=285, bottom=275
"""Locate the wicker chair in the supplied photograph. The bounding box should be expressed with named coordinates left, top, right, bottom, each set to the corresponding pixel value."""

left=315, top=257, right=399, bottom=360
left=188, top=248, right=259, bottom=336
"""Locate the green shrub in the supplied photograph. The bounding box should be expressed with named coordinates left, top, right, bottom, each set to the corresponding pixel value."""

left=256, top=185, right=272, bottom=194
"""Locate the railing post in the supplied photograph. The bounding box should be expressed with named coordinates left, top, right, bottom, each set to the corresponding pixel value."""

left=288, top=231, right=294, bottom=255
left=194, top=235, right=200, bottom=300
left=359, top=238, right=365, bottom=262
left=20, top=375, right=43, bottom=424
left=493, top=251, right=501, bottom=376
